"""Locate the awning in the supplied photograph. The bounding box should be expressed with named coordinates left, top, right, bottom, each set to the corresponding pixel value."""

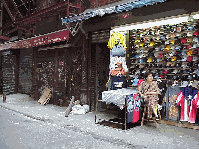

left=0, top=36, right=9, bottom=42
left=61, top=0, right=167, bottom=24
left=0, top=29, right=69, bottom=51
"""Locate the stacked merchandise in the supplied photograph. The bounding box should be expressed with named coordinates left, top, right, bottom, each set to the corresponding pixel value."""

left=108, top=32, right=128, bottom=90
left=129, top=19, right=199, bottom=81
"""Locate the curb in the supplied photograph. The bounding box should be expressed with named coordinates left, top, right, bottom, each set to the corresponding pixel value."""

left=0, top=104, right=47, bottom=122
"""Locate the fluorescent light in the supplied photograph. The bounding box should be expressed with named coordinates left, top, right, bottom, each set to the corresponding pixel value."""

left=111, top=15, right=189, bottom=33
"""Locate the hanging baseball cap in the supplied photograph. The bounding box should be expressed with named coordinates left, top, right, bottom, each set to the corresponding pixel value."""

left=188, top=26, right=194, bottom=30
left=175, top=45, right=181, bottom=50
left=192, top=44, right=198, bottom=49
left=169, top=51, right=175, bottom=57
left=181, top=50, right=187, bottom=56
left=186, top=49, right=193, bottom=55
left=187, top=44, right=192, bottom=49
left=164, top=46, right=171, bottom=51
left=181, top=56, right=187, bottom=61
left=163, top=70, right=169, bottom=74
left=170, top=39, right=176, bottom=44
left=187, top=32, right=193, bottom=37
left=193, top=37, right=199, bottom=43
left=181, top=38, right=187, bottom=43
left=193, top=56, right=198, bottom=61
left=147, top=57, right=153, bottom=63
left=193, top=31, right=199, bottom=36
left=140, top=42, right=145, bottom=47
left=170, top=34, right=176, bottom=38
left=187, top=56, right=193, bottom=62
left=187, top=38, right=193, bottom=43
left=171, top=56, right=177, bottom=62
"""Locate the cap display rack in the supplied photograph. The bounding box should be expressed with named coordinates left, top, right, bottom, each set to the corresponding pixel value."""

left=128, top=19, right=199, bottom=81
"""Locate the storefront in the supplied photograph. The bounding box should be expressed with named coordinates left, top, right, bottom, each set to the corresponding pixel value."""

left=62, top=0, right=199, bottom=128
left=100, top=10, right=199, bottom=129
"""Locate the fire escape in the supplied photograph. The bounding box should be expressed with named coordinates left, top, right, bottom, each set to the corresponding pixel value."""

left=1, top=0, right=82, bottom=40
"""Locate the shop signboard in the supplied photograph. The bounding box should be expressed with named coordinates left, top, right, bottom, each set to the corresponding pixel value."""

left=0, top=29, right=69, bottom=50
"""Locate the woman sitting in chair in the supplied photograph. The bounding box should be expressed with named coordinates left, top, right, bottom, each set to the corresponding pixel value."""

left=138, top=72, right=159, bottom=121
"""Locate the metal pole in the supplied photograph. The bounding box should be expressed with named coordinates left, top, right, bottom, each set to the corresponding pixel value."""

left=125, top=96, right=127, bottom=130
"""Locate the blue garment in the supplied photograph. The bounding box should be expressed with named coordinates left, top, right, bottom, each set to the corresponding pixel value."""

left=126, top=94, right=141, bottom=123
left=181, top=86, right=198, bottom=102
left=111, top=76, right=126, bottom=90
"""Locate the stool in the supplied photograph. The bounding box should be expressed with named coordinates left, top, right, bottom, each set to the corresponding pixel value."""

left=141, top=105, right=161, bottom=128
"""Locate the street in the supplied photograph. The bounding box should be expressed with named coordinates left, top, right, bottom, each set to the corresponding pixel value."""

left=0, top=106, right=136, bottom=149
left=1, top=102, right=199, bottom=149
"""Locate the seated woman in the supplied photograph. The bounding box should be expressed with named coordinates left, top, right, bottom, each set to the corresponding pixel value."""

left=138, top=72, right=159, bottom=121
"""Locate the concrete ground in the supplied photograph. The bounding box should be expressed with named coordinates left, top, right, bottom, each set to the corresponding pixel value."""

left=0, top=93, right=199, bottom=149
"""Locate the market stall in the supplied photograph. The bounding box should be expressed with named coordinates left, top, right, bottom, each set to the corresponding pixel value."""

left=99, top=13, right=199, bottom=130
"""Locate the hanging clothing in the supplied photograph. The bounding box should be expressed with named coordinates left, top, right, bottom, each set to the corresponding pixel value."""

left=111, top=75, right=126, bottom=90
left=188, top=92, right=199, bottom=123
left=107, top=32, right=127, bottom=49
left=175, top=86, right=199, bottom=121
left=138, top=81, right=159, bottom=118
left=126, top=93, right=141, bottom=123
left=164, top=85, right=180, bottom=121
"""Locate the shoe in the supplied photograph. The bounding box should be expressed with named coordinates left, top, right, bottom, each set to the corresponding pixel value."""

left=156, top=116, right=160, bottom=121
left=149, top=118, right=153, bottom=122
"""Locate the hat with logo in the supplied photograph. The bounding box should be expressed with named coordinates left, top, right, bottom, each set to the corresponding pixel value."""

left=181, top=38, right=187, bottom=44
left=186, top=49, right=193, bottom=55
left=192, top=44, right=198, bottom=49
left=193, top=37, right=199, bottom=43
left=193, top=56, right=198, bottom=61
left=181, top=50, right=187, bottom=56
left=188, top=26, right=194, bottom=30
left=187, top=38, right=193, bottom=43
left=170, top=39, right=176, bottom=44
left=175, top=45, right=181, bottom=50
left=164, top=46, right=171, bottom=51
left=180, top=81, right=189, bottom=87
left=187, top=44, right=192, bottom=49
left=171, top=56, right=177, bottom=62
left=187, top=32, right=193, bottom=37
left=181, top=56, right=187, bottom=61
left=147, top=57, right=153, bottom=63
left=187, top=56, right=193, bottom=62
left=193, top=31, right=199, bottom=36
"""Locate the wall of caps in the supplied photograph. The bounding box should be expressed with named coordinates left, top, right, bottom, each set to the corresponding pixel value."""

left=129, top=19, right=199, bottom=81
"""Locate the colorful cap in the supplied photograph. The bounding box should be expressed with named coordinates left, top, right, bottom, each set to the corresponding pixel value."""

left=187, top=56, right=193, bottom=62
left=181, top=38, right=187, bottom=43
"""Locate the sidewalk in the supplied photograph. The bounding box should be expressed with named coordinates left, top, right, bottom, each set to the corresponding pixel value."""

left=0, top=93, right=199, bottom=149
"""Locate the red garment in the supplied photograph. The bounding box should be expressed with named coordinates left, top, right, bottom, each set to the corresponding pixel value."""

left=175, top=91, right=190, bottom=121
left=188, top=93, right=199, bottom=123
left=110, top=68, right=126, bottom=76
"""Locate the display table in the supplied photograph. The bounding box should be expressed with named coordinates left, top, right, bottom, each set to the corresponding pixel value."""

left=102, top=88, right=138, bottom=109
left=101, top=88, right=140, bottom=130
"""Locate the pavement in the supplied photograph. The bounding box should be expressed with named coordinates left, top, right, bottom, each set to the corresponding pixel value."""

left=1, top=93, right=199, bottom=149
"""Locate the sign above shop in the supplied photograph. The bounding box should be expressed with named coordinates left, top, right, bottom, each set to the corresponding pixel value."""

left=0, top=29, right=69, bottom=51
left=61, top=0, right=166, bottom=24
